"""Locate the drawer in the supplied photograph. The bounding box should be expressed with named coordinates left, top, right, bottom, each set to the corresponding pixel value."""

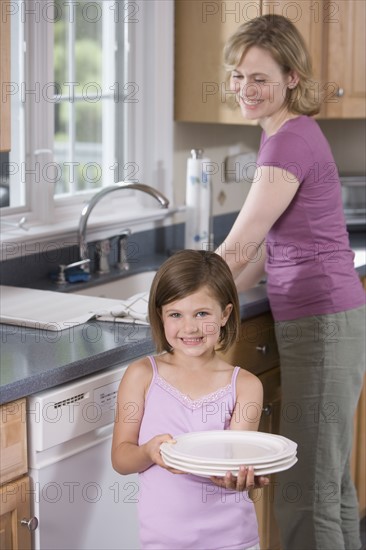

left=221, top=313, right=279, bottom=376
left=0, top=399, right=27, bottom=485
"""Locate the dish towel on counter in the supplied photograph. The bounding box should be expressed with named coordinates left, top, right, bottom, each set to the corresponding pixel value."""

left=184, top=149, right=213, bottom=250
left=96, top=292, right=149, bottom=325
left=0, top=285, right=149, bottom=330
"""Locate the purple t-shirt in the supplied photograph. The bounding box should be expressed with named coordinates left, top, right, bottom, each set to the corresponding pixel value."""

left=257, top=115, right=365, bottom=321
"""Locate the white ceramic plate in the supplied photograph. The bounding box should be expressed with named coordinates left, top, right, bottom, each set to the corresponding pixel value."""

left=160, top=448, right=297, bottom=471
left=160, top=430, right=297, bottom=465
left=161, top=453, right=298, bottom=478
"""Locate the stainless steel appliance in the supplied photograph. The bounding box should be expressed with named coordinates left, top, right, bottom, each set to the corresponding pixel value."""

left=27, top=364, right=140, bottom=550
left=340, top=176, right=366, bottom=230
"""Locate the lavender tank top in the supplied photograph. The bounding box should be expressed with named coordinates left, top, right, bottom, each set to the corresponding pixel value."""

left=137, top=356, right=259, bottom=550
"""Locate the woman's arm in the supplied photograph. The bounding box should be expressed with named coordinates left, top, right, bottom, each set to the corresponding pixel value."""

left=111, top=358, right=174, bottom=475
left=234, top=243, right=266, bottom=293
left=216, top=165, right=299, bottom=279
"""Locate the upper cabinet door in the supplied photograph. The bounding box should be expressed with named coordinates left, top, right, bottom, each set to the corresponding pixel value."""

left=174, top=0, right=261, bottom=124
left=0, top=10, right=11, bottom=151
left=323, top=0, right=366, bottom=118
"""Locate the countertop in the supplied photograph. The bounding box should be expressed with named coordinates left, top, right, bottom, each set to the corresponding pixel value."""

left=0, top=283, right=270, bottom=406
left=1, top=233, right=364, bottom=407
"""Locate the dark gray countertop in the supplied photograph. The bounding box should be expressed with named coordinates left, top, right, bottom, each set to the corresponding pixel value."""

left=0, top=285, right=270, bottom=405
left=1, top=230, right=364, bottom=407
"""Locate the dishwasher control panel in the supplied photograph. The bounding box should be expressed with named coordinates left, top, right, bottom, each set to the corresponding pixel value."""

left=94, top=379, right=119, bottom=411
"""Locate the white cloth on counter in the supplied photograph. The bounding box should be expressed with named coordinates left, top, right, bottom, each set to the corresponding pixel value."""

left=96, top=292, right=149, bottom=325
left=0, top=285, right=149, bottom=330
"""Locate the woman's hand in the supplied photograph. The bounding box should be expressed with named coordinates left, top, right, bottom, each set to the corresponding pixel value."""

left=210, top=465, right=269, bottom=491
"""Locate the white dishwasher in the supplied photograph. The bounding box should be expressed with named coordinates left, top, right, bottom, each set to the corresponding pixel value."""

left=27, top=364, right=140, bottom=550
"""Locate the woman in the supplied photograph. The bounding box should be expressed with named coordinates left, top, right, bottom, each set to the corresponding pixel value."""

left=216, top=14, right=366, bottom=550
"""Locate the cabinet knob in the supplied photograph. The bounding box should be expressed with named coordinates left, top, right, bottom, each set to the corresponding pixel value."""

left=263, top=404, right=272, bottom=416
left=336, top=87, right=345, bottom=97
left=256, top=344, right=269, bottom=355
left=21, top=517, right=39, bottom=531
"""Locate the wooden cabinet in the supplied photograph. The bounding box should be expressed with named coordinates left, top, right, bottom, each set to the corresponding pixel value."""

left=322, top=0, right=366, bottom=118
left=219, top=311, right=279, bottom=375
left=0, top=476, right=33, bottom=550
left=174, top=0, right=365, bottom=122
left=0, top=5, right=11, bottom=151
left=0, top=399, right=27, bottom=485
left=0, top=399, right=34, bottom=550
left=174, top=0, right=261, bottom=123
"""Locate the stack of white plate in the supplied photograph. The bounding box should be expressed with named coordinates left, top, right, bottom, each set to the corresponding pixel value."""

left=160, top=430, right=297, bottom=477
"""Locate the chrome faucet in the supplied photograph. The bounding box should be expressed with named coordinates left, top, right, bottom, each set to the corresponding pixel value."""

left=78, top=182, right=169, bottom=269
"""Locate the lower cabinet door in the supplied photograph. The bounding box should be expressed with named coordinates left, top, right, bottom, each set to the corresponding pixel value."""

left=0, top=475, right=33, bottom=550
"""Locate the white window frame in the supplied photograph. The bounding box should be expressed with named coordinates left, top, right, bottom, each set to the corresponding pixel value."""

left=1, top=0, right=174, bottom=251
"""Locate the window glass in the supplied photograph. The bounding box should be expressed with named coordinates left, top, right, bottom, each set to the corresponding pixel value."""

left=53, top=0, right=118, bottom=197
left=1, top=0, right=123, bottom=210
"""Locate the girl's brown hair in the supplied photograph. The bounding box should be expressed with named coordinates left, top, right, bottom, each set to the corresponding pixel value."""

left=224, top=14, right=321, bottom=116
left=148, top=250, right=240, bottom=354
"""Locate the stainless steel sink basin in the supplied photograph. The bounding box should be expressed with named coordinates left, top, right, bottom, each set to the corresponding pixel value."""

left=72, top=270, right=157, bottom=301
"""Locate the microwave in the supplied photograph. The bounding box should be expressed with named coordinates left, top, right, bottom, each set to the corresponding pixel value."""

left=340, top=176, right=366, bottom=230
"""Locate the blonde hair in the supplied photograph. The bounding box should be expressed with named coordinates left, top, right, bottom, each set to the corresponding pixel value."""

left=224, top=14, right=321, bottom=116
left=148, top=250, right=240, bottom=354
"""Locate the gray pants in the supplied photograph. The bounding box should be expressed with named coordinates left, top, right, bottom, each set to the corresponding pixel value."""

left=274, top=305, right=366, bottom=550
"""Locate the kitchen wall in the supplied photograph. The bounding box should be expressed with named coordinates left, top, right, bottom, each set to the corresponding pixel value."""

left=172, top=118, right=366, bottom=229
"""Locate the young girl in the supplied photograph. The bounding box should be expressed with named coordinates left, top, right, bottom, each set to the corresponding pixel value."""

left=112, top=250, right=268, bottom=550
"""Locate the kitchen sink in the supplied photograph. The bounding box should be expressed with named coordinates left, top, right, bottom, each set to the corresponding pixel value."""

left=71, top=270, right=157, bottom=301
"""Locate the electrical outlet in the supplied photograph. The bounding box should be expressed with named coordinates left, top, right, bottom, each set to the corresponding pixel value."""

left=224, top=152, right=257, bottom=183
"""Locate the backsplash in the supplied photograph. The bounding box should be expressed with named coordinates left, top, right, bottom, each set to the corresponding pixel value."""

left=0, top=214, right=236, bottom=289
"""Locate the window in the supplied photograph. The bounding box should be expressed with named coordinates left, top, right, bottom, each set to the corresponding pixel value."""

left=1, top=0, right=173, bottom=242
left=53, top=0, right=121, bottom=197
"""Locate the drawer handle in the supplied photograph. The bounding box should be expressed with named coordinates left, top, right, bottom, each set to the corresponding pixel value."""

left=21, top=517, right=39, bottom=531
left=263, top=404, right=272, bottom=416
left=256, top=344, right=269, bottom=355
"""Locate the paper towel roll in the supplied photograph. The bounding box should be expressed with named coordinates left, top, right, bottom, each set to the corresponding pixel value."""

left=184, top=150, right=212, bottom=250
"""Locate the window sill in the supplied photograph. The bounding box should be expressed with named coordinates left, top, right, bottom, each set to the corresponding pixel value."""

left=0, top=206, right=182, bottom=261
